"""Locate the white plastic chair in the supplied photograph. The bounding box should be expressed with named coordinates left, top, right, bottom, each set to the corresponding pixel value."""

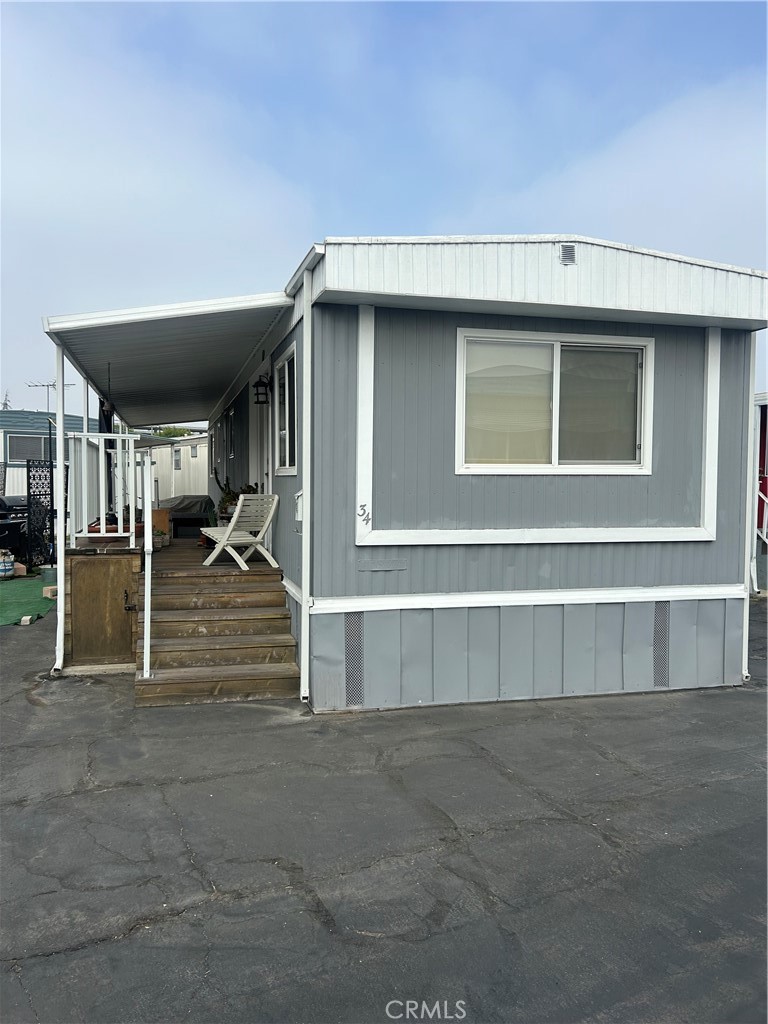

left=201, top=493, right=279, bottom=570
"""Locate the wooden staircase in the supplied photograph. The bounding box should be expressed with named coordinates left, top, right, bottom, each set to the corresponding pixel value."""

left=135, top=546, right=300, bottom=707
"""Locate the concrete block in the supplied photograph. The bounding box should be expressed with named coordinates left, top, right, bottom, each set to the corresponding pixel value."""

left=13, top=562, right=27, bottom=576
left=42, top=586, right=58, bottom=600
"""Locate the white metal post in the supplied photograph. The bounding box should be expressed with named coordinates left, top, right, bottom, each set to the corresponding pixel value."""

left=141, top=451, right=153, bottom=679
left=53, top=346, right=66, bottom=672
left=299, top=270, right=313, bottom=701
left=742, top=332, right=757, bottom=680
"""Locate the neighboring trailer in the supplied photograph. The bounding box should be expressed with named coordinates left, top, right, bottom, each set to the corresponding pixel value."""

left=43, top=236, right=767, bottom=709
left=149, top=434, right=209, bottom=502
left=0, top=410, right=98, bottom=495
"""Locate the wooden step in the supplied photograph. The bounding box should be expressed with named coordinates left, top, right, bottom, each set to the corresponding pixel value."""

left=150, top=568, right=283, bottom=583
left=147, top=580, right=286, bottom=593
left=139, top=590, right=288, bottom=611
left=136, top=633, right=297, bottom=669
left=139, top=607, right=291, bottom=639
left=135, top=662, right=300, bottom=707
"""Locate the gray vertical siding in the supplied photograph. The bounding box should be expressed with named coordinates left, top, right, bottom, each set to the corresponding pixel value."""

left=311, top=305, right=750, bottom=597
left=309, top=597, right=743, bottom=711
left=270, top=322, right=303, bottom=587
left=373, top=308, right=704, bottom=530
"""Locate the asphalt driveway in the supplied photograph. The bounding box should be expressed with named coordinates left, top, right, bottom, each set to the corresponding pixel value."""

left=1, top=603, right=766, bottom=1024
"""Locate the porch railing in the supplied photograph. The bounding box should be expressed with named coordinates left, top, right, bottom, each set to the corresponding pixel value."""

left=67, top=432, right=142, bottom=546
left=758, top=490, right=768, bottom=547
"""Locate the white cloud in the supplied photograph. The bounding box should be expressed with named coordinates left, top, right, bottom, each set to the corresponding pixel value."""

left=434, top=69, right=766, bottom=268
left=1, top=8, right=317, bottom=411
left=431, top=69, right=767, bottom=386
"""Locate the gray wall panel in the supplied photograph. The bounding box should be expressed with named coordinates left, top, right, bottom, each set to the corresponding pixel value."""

left=563, top=604, right=596, bottom=695
left=433, top=608, right=469, bottom=703
left=668, top=600, right=699, bottom=689
left=400, top=610, right=434, bottom=706
left=595, top=604, right=625, bottom=692
left=310, top=613, right=346, bottom=711
left=533, top=606, right=564, bottom=696
left=622, top=602, right=655, bottom=691
left=373, top=307, right=704, bottom=531
left=364, top=610, right=401, bottom=708
left=468, top=607, right=501, bottom=701
left=499, top=606, right=534, bottom=699
left=696, top=600, right=726, bottom=688
left=311, top=305, right=749, bottom=599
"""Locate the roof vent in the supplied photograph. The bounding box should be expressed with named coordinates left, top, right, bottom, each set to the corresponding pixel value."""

left=559, top=243, right=577, bottom=266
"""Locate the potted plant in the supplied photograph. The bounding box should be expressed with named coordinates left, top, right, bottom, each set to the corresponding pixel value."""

left=152, top=529, right=166, bottom=551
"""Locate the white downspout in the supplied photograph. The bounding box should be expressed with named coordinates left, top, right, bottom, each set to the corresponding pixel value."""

left=53, top=344, right=66, bottom=672
left=742, top=331, right=757, bottom=681
left=299, top=270, right=313, bottom=701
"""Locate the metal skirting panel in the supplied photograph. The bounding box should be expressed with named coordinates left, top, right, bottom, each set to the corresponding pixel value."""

left=308, top=598, right=744, bottom=711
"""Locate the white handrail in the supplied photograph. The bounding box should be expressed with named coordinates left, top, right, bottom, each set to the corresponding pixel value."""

left=758, top=490, right=768, bottom=546
left=141, top=450, right=154, bottom=680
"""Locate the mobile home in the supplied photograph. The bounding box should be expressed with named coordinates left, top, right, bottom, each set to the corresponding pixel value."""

left=43, top=236, right=767, bottom=709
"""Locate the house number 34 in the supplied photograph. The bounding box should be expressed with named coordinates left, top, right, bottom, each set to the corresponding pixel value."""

left=357, top=504, right=372, bottom=526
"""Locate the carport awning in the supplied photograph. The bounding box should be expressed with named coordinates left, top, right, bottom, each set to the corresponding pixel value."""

left=44, top=292, right=293, bottom=427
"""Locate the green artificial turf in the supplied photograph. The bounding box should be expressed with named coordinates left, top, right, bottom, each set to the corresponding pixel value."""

left=0, top=575, right=56, bottom=626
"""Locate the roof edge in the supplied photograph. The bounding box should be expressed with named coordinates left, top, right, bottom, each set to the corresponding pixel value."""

left=43, top=291, right=292, bottom=335
left=322, top=235, right=767, bottom=278
left=285, top=244, right=326, bottom=296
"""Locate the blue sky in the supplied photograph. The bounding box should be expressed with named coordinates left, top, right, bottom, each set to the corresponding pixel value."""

left=1, top=1, right=766, bottom=411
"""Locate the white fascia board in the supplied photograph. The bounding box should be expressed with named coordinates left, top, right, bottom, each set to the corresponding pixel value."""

left=317, top=290, right=767, bottom=332
left=323, top=235, right=768, bottom=277
left=285, top=245, right=325, bottom=297
left=43, top=292, right=292, bottom=334
left=309, top=583, right=747, bottom=615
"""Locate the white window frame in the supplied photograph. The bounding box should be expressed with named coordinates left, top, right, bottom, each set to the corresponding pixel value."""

left=455, top=328, right=654, bottom=476
left=274, top=344, right=297, bottom=476
left=173, top=447, right=181, bottom=471
left=208, top=430, right=215, bottom=476
left=354, top=307, right=721, bottom=547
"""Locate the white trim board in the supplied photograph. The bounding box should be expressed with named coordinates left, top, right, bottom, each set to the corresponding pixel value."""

left=309, top=583, right=747, bottom=616
left=355, top=305, right=720, bottom=546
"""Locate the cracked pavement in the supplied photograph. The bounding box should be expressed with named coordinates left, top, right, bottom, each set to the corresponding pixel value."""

left=1, top=603, right=766, bottom=1024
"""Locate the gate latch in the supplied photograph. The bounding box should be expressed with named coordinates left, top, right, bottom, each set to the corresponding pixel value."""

left=124, top=589, right=137, bottom=612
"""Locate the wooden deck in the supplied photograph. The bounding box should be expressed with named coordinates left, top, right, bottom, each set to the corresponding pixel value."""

left=149, top=538, right=279, bottom=575
left=136, top=540, right=300, bottom=707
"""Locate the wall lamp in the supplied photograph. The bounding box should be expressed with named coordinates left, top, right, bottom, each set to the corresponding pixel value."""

left=252, top=375, right=271, bottom=405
